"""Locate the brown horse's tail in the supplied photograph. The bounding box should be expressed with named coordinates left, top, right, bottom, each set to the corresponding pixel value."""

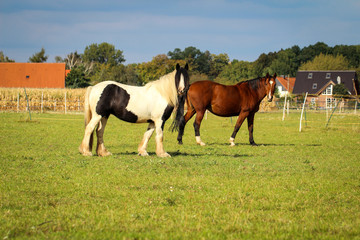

left=84, top=86, right=93, bottom=151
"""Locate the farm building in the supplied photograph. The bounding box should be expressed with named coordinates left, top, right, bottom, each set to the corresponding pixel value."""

left=292, top=70, right=359, bottom=108
left=275, top=76, right=296, bottom=97
left=0, top=63, right=68, bottom=88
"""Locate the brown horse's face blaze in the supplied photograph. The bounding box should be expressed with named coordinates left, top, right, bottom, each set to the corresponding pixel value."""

left=265, top=73, right=277, bottom=102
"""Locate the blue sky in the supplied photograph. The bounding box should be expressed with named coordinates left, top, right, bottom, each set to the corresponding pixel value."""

left=0, top=0, right=359, bottom=64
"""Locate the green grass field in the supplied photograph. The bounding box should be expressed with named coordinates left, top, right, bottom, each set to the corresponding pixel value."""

left=1, top=111, right=360, bottom=239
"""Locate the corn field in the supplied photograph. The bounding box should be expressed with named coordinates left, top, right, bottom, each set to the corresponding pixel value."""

left=0, top=88, right=86, bottom=113
left=0, top=87, right=280, bottom=114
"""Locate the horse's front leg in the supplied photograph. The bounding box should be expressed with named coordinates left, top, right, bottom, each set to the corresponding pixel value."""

left=155, top=120, right=171, bottom=157
left=193, top=110, right=206, bottom=146
left=229, top=111, right=249, bottom=146
left=247, top=112, right=257, bottom=146
left=138, top=122, right=155, bottom=156
left=79, top=115, right=102, bottom=156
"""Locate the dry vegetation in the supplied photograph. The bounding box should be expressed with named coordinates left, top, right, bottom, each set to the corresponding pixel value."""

left=0, top=87, right=277, bottom=113
left=0, top=88, right=86, bottom=112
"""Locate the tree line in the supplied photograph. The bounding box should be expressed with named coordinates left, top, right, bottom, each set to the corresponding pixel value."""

left=1, top=42, right=359, bottom=88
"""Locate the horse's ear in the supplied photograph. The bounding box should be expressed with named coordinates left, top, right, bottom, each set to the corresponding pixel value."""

left=273, top=73, right=277, bottom=79
left=266, top=72, right=270, bottom=78
left=185, top=63, right=189, bottom=70
left=176, top=63, right=180, bottom=71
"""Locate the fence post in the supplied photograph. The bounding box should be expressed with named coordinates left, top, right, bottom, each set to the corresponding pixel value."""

left=282, top=94, right=287, bottom=121
left=355, top=100, right=357, bottom=114
left=78, top=98, right=80, bottom=111
left=326, top=99, right=341, bottom=128
left=65, top=91, right=67, bottom=114
left=17, top=92, right=20, bottom=113
left=24, top=88, right=31, bottom=120
left=287, top=99, right=289, bottom=115
left=41, top=91, right=44, bottom=113
left=299, top=92, right=308, bottom=132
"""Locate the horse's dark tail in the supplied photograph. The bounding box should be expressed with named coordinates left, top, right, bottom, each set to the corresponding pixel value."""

left=170, top=92, right=187, bottom=132
left=84, top=86, right=93, bottom=151
left=176, top=94, right=193, bottom=144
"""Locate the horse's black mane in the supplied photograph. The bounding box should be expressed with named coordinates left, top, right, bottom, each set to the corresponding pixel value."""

left=237, top=76, right=263, bottom=90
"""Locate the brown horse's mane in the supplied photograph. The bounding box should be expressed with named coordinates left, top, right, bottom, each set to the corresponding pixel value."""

left=237, top=76, right=264, bottom=90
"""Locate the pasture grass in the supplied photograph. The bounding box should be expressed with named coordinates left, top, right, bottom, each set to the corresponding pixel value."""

left=1, top=111, right=359, bottom=239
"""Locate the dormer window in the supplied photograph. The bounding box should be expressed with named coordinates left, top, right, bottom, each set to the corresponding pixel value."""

left=337, top=76, right=341, bottom=84
left=326, top=73, right=331, bottom=79
left=308, top=73, right=313, bottom=79
left=312, top=83, right=317, bottom=89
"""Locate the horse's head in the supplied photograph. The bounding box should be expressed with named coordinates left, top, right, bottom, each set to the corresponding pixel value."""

left=175, top=63, right=190, bottom=96
left=171, top=63, right=190, bottom=132
left=265, top=73, right=277, bottom=102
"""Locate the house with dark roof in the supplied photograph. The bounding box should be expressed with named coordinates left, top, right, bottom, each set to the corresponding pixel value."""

left=292, top=70, right=359, bottom=108
left=275, top=76, right=296, bottom=97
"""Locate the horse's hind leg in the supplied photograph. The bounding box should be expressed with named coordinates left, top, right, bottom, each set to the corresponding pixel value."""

left=96, top=117, right=112, bottom=156
left=177, top=108, right=196, bottom=144
left=79, top=114, right=102, bottom=156
left=138, top=121, right=155, bottom=156
left=193, top=110, right=206, bottom=146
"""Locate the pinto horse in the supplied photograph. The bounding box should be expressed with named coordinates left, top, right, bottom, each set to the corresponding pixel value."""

left=177, top=73, right=276, bottom=146
left=79, top=63, right=190, bottom=157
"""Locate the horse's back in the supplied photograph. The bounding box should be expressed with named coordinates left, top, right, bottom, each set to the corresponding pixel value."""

left=188, top=81, right=242, bottom=116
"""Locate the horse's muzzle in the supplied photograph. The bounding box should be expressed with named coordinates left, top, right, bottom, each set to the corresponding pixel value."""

left=178, top=89, right=187, bottom=96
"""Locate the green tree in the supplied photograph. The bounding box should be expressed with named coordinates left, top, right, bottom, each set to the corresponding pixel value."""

left=83, top=42, right=125, bottom=66
left=137, top=54, right=186, bottom=84
left=298, top=42, right=331, bottom=64
left=253, top=52, right=277, bottom=77
left=29, top=47, right=48, bottom=63
left=0, top=51, right=15, bottom=62
left=299, top=53, right=350, bottom=70
left=217, top=60, right=255, bottom=84
left=332, top=45, right=360, bottom=68
left=65, top=66, right=90, bottom=88
left=333, top=83, right=350, bottom=96
left=270, top=47, right=300, bottom=77
left=55, top=56, right=64, bottom=63
left=64, top=51, right=82, bottom=70
left=168, top=46, right=211, bottom=75
left=209, top=53, right=229, bottom=79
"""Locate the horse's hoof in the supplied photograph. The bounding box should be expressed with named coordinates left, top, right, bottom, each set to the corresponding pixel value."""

left=81, top=151, right=93, bottom=156
left=250, top=142, right=258, bottom=146
left=98, top=151, right=112, bottom=157
left=157, top=152, right=171, bottom=158
left=178, top=140, right=183, bottom=145
left=138, top=151, right=149, bottom=157
left=230, top=142, right=235, bottom=147
left=198, top=142, right=206, bottom=146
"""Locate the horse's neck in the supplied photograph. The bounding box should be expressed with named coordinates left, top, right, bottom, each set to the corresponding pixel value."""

left=254, top=80, right=267, bottom=101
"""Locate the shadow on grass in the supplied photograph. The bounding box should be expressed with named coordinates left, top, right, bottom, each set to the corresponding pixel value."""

left=207, top=142, right=321, bottom=147
left=111, top=150, right=252, bottom=158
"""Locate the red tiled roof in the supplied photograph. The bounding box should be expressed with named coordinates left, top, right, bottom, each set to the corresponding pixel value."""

left=276, top=76, right=296, bottom=93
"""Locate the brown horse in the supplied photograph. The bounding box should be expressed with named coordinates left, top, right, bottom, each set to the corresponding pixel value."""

left=177, top=73, right=276, bottom=146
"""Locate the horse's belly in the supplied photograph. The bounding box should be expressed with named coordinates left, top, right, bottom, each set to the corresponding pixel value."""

left=210, top=104, right=239, bottom=117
